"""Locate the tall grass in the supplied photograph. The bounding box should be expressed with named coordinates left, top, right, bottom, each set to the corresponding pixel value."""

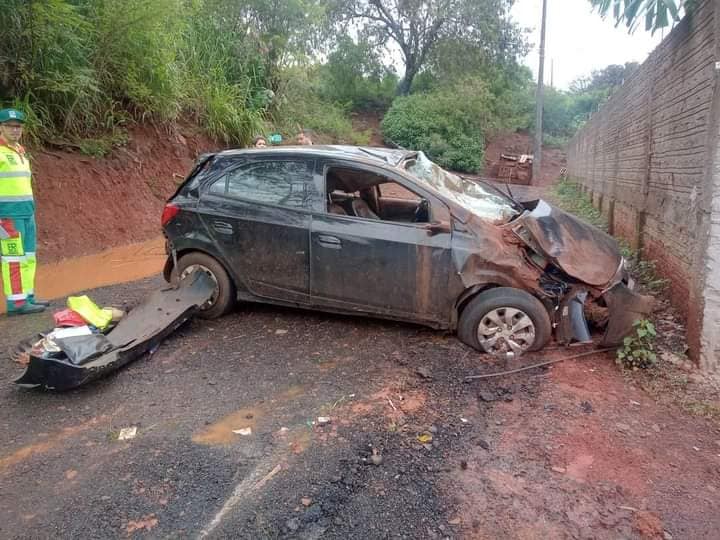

left=0, top=0, right=269, bottom=147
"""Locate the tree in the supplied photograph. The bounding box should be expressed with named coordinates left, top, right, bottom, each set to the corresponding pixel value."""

left=589, top=0, right=694, bottom=34
left=569, top=62, right=638, bottom=93
left=331, top=0, right=523, bottom=95
left=320, top=36, right=398, bottom=110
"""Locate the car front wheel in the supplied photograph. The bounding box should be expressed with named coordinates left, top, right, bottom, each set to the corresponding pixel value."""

left=176, top=252, right=235, bottom=319
left=458, top=287, right=551, bottom=356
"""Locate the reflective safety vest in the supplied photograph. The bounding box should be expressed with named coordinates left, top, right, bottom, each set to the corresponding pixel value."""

left=0, top=142, right=35, bottom=217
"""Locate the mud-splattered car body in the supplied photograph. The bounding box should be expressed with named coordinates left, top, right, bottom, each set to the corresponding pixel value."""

left=162, top=146, right=652, bottom=354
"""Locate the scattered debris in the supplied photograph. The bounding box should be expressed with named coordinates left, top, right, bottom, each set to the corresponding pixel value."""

left=232, top=427, right=252, bottom=436
left=465, top=349, right=615, bottom=380
left=652, top=424, right=661, bottom=433
left=275, top=329, right=288, bottom=335
left=580, top=401, right=593, bottom=414
left=370, top=448, right=383, bottom=466
left=301, top=497, right=313, bottom=507
left=478, top=390, right=496, bottom=402
left=460, top=417, right=469, bottom=423
left=317, top=416, right=331, bottom=425
left=551, top=466, right=567, bottom=474
left=417, top=432, right=433, bottom=444
left=387, top=398, right=397, bottom=411
left=117, top=427, right=137, bottom=440
left=415, top=366, right=432, bottom=379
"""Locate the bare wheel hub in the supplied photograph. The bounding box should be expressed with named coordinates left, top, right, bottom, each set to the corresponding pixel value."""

left=477, top=307, right=536, bottom=357
left=180, top=264, right=219, bottom=309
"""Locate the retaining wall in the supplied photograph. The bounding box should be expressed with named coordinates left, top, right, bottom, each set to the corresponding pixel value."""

left=566, top=0, right=720, bottom=369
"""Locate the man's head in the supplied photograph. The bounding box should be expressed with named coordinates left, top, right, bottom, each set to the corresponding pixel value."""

left=0, top=109, right=26, bottom=144
left=296, top=129, right=313, bottom=146
left=253, top=135, right=267, bottom=148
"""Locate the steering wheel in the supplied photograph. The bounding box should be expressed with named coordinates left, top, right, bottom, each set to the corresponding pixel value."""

left=412, top=198, right=430, bottom=223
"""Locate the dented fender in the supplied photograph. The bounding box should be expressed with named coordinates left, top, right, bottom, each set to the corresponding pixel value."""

left=600, top=282, right=654, bottom=346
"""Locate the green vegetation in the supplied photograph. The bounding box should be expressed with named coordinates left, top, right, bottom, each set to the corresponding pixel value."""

left=617, top=319, right=658, bottom=369
left=382, top=81, right=492, bottom=172
left=537, top=63, right=639, bottom=141
left=590, top=0, right=693, bottom=34
left=549, top=178, right=608, bottom=230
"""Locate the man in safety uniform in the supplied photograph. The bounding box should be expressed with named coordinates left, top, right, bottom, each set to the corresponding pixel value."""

left=0, top=108, right=48, bottom=315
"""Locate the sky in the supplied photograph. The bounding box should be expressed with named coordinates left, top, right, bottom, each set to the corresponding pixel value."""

left=510, top=0, right=664, bottom=89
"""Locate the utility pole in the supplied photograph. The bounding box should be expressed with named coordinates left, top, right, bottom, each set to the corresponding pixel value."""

left=533, top=0, right=548, bottom=181
left=550, top=58, right=554, bottom=88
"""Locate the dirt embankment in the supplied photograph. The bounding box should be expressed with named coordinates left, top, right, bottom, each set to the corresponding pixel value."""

left=30, top=124, right=217, bottom=263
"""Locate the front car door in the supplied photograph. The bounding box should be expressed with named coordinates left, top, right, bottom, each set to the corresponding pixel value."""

left=198, top=155, right=322, bottom=304
left=310, top=160, right=453, bottom=326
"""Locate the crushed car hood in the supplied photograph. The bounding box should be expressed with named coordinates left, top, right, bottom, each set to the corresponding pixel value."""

left=511, top=200, right=622, bottom=288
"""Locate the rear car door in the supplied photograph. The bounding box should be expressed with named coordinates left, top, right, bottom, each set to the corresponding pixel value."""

left=198, top=156, right=322, bottom=303
left=310, top=160, right=453, bottom=325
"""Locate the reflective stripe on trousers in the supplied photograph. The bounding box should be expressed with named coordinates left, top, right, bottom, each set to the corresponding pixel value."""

left=0, top=217, right=37, bottom=310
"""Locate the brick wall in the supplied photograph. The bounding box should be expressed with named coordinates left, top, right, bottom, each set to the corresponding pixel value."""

left=567, top=0, right=720, bottom=368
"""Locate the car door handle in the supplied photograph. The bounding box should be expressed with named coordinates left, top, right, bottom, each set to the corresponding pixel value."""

left=317, top=234, right=342, bottom=248
left=212, top=220, right=233, bottom=235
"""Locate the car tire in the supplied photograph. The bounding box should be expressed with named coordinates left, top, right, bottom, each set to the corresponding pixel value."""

left=176, top=252, right=235, bottom=319
left=458, top=287, right=551, bottom=355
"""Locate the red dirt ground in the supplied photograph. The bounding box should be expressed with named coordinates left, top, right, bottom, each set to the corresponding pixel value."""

left=31, top=124, right=216, bottom=263
left=444, top=352, right=720, bottom=539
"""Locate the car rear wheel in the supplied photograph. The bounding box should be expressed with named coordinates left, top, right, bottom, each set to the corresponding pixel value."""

left=176, top=252, right=235, bottom=319
left=458, top=287, right=551, bottom=356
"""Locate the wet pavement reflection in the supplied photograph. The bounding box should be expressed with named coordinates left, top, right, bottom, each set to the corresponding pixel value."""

left=0, top=237, right=166, bottom=313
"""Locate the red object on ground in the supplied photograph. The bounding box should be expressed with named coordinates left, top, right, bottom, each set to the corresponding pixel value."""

left=53, top=308, right=87, bottom=327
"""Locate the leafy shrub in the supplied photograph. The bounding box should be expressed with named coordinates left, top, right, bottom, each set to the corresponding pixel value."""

left=617, top=319, right=657, bottom=370
left=381, top=80, right=500, bottom=172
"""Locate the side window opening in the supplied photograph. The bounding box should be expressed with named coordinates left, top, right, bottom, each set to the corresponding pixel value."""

left=325, top=166, right=430, bottom=224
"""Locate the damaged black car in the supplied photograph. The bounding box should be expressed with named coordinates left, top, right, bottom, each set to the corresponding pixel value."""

left=162, top=146, right=653, bottom=358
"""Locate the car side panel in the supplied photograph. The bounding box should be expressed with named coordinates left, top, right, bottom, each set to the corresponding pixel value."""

left=197, top=195, right=312, bottom=304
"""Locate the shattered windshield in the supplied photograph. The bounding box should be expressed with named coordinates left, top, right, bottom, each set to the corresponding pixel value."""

left=403, top=152, right=521, bottom=223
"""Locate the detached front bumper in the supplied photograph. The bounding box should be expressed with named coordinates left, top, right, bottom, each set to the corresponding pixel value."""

left=600, top=282, right=654, bottom=346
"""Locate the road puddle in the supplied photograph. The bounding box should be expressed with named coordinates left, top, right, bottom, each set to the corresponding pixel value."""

left=0, top=237, right=166, bottom=313
left=193, top=385, right=307, bottom=446
left=193, top=407, right=263, bottom=446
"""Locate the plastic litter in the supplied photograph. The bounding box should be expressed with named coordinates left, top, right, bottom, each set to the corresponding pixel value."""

left=118, top=427, right=137, bottom=440
left=67, top=295, right=113, bottom=330
left=417, top=432, right=433, bottom=444
left=232, top=427, right=252, bottom=436
left=50, top=326, right=93, bottom=339
left=54, top=334, right=114, bottom=365
left=317, top=416, right=331, bottom=425
left=53, top=309, right=87, bottom=328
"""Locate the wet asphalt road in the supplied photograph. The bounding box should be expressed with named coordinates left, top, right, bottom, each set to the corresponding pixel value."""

left=0, top=275, right=487, bottom=539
